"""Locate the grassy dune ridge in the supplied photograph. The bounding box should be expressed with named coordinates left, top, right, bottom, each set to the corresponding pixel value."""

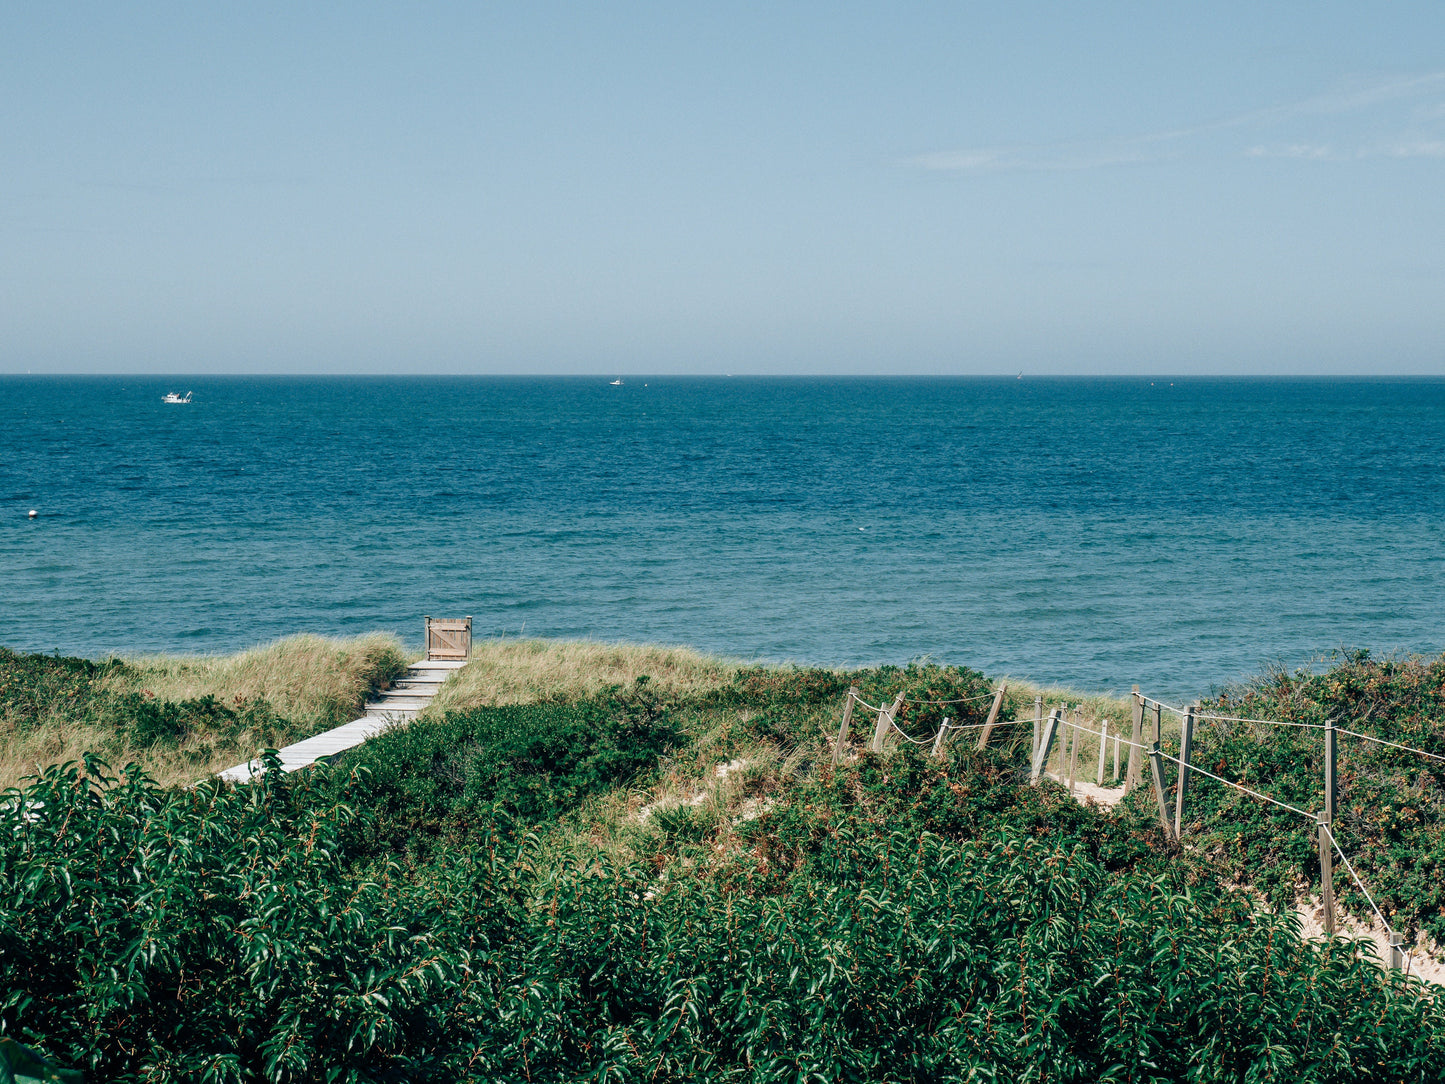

left=0, top=633, right=408, bottom=789
left=423, top=637, right=739, bottom=714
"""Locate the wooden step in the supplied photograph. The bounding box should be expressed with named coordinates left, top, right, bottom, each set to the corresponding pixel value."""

left=365, top=695, right=432, bottom=711
left=393, top=679, right=443, bottom=692
left=216, top=651, right=471, bottom=782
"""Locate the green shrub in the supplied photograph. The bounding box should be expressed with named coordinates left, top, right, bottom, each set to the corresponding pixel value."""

left=330, top=686, right=684, bottom=861
left=0, top=755, right=482, bottom=1083
left=0, top=649, right=130, bottom=731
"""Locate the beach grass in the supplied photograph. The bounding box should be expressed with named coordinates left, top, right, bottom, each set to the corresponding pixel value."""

left=0, top=633, right=409, bottom=790
left=421, top=637, right=740, bottom=715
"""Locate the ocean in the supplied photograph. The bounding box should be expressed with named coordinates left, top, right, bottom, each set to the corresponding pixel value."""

left=3, top=376, right=1443, bottom=700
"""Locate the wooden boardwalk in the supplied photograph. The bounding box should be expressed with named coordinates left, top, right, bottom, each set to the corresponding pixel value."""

left=216, top=659, right=466, bottom=782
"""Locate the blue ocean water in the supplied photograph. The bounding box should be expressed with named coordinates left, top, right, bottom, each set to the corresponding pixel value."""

left=3, top=376, right=1443, bottom=700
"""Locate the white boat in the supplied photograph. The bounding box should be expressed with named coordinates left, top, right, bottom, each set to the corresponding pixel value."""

left=162, top=391, right=192, bottom=404
left=609, top=379, right=623, bottom=386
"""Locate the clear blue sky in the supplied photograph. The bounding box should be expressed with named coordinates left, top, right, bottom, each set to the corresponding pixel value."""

left=3, top=3, right=1442, bottom=374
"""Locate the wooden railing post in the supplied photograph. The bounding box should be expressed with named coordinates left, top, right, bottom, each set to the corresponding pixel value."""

left=871, top=691, right=905, bottom=754
left=1067, top=706, right=1082, bottom=794
left=1174, top=704, right=1196, bottom=839
left=1031, top=708, right=1062, bottom=785
left=1388, top=933, right=1407, bottom=971
left=1112, top=729, right=1121, bottom=783
left=1126, top=687, right=1144, bottom=794
left=1096, top=719, right=1109, bottom=785
left=1148, top=701, right=1174, bottom=840
left=1032, top=695, right=1043, bottom=762
left=975, top=684, right=1008, bottom=750
left=1055, top=709, right=1069, bottom=785
left=1318, top=717, right=1339, bottom=936
left=930, top=718, right=950, bottom=758
left=1318, top=814, right=1336, bottom=936
left=1324, top=717, right=1337, bottom=823
left=832, top=687, right=859, bottom=767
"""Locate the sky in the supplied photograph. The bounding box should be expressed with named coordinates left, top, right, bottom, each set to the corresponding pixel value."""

left=2, top=3, right=1443, bottom=375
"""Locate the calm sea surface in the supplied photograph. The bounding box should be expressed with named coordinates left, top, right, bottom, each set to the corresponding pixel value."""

left=3, top=376, right=1443, bottom=700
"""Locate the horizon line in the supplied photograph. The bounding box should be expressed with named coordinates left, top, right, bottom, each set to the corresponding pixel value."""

left=4, top=372, right=1444, bottom=381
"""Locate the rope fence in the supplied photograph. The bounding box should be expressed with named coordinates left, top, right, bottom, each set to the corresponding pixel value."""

left=832, top=682, right=1440, bottom=978
left=1139, top=695, right=1189, bottom=716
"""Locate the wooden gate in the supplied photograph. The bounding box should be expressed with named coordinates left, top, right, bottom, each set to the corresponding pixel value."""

left=425, top=616, right=472, bottom=661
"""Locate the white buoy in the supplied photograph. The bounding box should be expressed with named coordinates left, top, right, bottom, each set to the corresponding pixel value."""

left=28, top=510, right=37, bottom=518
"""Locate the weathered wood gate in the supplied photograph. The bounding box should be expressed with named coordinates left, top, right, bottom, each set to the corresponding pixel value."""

left=425, top=616, right=472, bottom=661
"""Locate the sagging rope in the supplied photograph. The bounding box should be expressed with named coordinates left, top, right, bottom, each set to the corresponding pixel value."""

left=1196, top=712, right=1331, bottom=729
left=903, top=690, right=999, bottom=706
left=1338, top=728, right=1445, bottom=765
left=1139, top=695, right=1190, bottom=716
left=851, top=690, right=998, bottom=712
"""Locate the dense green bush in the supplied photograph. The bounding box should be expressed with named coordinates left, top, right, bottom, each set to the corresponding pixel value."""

left=0, top=649, right=130, bottom=731
left=0, top=647, right=291, bottom=754
left=0, top=755, right=483, bottom=1082
left=327, top=685, right=685, bottom=862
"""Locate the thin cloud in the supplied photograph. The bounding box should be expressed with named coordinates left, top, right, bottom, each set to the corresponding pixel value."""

left=1245, top=143, right=1336, bottom=161
left=912, top=72, right=1445, bottom=173
left=913, top=138, right=1170, bottom=173
left=1379, top=139, right=1445, bottom=159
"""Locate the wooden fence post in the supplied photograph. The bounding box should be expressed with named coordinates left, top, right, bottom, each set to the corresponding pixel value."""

left=1096, top=719, right=1109, bottom=785
left=1174, top=704, right=1196, bottom=839
left=1388, top=933, right=1407, bottom=971
left=1031, top=708, right=1062, bottom=785
left=1126, top=687, right=1144, bottom=794
left=1032, top=695, right=1043, bottom=762
left=871, top=691, right=905, bottom=754
left=931, top=718, right=950, bottom=758
left=1056, top=711, right=1071, bottom=786
left=1067, top=707, right=1082, bottom=794
left=832, top=687, right=859, bottom=767
left=1112, top=730, right=1121, bottom=783
left=975, top=684, right=1009, bottom=750
left=1318, top=814, right=1336, bottom=936
left=1324, top=717, right=1337, bottom=824
left=1148, top=702, right=1174, bottom=840
left=1318, top=717, right=1339, bottom=936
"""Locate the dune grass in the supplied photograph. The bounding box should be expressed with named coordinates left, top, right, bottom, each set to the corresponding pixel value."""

left=0, top=633, right=409, bottom=790
left=421, top=637, right=740, bottom=715
left=103, top=633, right=416, bottom=721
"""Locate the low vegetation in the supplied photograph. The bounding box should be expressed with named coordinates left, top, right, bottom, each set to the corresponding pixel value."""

left=420, top=637, right=738, bottom=715
left=0, top=634, right=408, bottom=789
left=2, top=641, right=1443, bottom=1081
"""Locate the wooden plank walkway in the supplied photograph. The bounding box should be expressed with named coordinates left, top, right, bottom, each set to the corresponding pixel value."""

left=216, top=659, right=466, bottom=783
